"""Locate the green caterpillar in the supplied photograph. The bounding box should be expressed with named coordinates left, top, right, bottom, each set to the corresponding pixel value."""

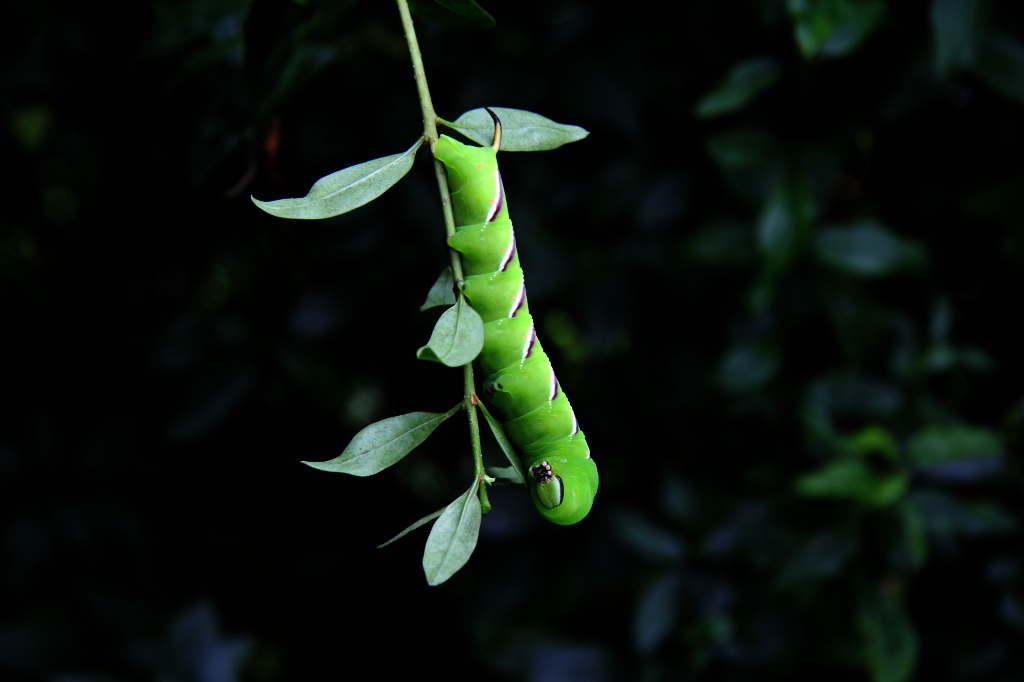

left=434, top=112, right=598, bottom=525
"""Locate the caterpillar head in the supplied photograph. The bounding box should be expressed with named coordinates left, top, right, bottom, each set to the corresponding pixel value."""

left=528, top=456, right=598, bottom=525
left=530, top=461, right=563, bottom=508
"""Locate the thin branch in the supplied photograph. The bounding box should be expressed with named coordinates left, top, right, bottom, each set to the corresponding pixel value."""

left=396, top=0, right=489, bottom=514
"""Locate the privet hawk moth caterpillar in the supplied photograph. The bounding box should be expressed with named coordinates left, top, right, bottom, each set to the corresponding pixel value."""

left=433, top=111, right=598, bottom=525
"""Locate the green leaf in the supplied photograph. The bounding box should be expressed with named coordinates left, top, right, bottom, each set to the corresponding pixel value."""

left=377, top=506, right=446, bottom=548
left=931, top=0, right=983, bottom=75
left=694, top=57, right=781, bottom=119
left=705, top=129, right=778, bottom=170
left=423, top=480, right=482, bottom=585
left=10, top=105, right=52, bottom=151
left=910, top=490, right=1016, bottom=540
left=961, top=173, right=1024, bottom=225
left=420, top=266, right=456, bottom=311
left=815, top=219, right=925, bottom=277
left=303, top=404, right=462, bottom=476
left=441, top=108, right=589, bottom=151
left=976, top=31, right=1024, bottom=108
left=787, top=0, right=886, bottom=60
left=906, top=423, right=1003, bottom=481
left=858, top=586, right=918, bottom=682
left=705, top=129, right=782, bottom=204
left=252, top=137, right=424, bottom=219
left=843, top=425, right=899, bottom=461
left=908, top=423, right=1002, bottom=466
left=609, top=509, right=685, bottom=563
left=776, top=531, right=858, bottom=588
left=476, top=399, right=528, bottom=485
left=899, top=500, right=928, bottom=571
left=485, top=465, right=523, bottom=485
left=757, top=174, right=815, bottom=279
left=718, top=340, right=779, bottom=394
left=684, top=221, right=756, bottom=268
left=796, top=459, right=908, bottom=507
left=409, top=0, right=495, bottom=30
left=633, top=573, right=681, bottom=654
left=416, top=295, right=484, bottom=367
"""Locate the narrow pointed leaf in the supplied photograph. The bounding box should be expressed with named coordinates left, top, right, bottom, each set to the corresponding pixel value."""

left=409, top=0, right=495, bottom=30
left=977, top=31, right=1024, bottom=108
left=609, top=509, right=686, bottom=563
left=485, top=465, right=524, bottom=485
left=787, top=0, right=886, bottom=60
left=910, top=490, right=1015, bottom=539
left=423, top=481, right=482, bottom=585
left=757, top=173, right=815, bottom=279
left=906, top=423, right=1003, bottom=481
left=899, top=500, right=928, bottom=571
left=694, top=57, right=780, bottom=119
left=931, top=0, right=982, bottom=75
left=303, top=403, right=462, bottom=476
left=815, top=219, right=925, bottom=277
left=477, top=399, right=527, bottom=484
left=796, top=459, right=908, bottom=507
left=442, top=108, right=589, bottom=151
left=634, top=573, right=682, bottom=654
left=378, top=507, right=446, bottom=548
left=252, top=137, right=424, bottom=219
left=416, top=295, right=484, bottom=367
left=858, top=587, right=918, bottom=682
left=420, top=266, right=456, bottom=311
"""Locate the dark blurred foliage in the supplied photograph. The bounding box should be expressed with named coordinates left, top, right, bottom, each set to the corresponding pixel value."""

left=3, top=0, right=1024, bottom=680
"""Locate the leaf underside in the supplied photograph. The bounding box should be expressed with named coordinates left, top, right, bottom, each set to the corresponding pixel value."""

left=420, top=266, right=457, bottom=311
left=303, top=403, right=462, bottom=477
left=694, top=57, right=781, bottom=119
left=423, top=481, right=482, bottom=585
left=485, top=465, right=524, bottom=485
left=416, top=295, right=484, bottom=367
left=442, top=107, right=589, bottom=151
left=378, top=507, right=446, bottom=548
left=252, top=137, right=424, bottom=219
left=477, top=399, right=528, bottom=484
left=409, top=0, right=495, bottom=30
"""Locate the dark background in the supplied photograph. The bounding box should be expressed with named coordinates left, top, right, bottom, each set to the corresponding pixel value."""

left=3, top=0, right=1024, bottom=680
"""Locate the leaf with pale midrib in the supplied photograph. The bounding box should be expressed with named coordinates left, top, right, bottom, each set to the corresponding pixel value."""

left=442, top=107, right=588, bottom=151
left=304, top=404, right=462, bottom=477
left=252, top=137, right=424, bottom=219
left=416, top=295, right=484, bottom=367
left=477, top=399, right=527, bottom=484
left=694, top=57, right=780, bottom=119
left=420, top=267, right=456, bottom=311
left=409, top=0, right=495, bottom=30
left=423, top=481, right=482, bottom=585
left=378, top=507, right=446, bottom=549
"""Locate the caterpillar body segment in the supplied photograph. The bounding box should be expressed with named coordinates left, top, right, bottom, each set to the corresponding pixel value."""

left=433, top=131, right=598, bottom=526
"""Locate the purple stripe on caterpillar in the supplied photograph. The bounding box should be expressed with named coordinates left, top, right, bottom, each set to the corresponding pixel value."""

left=485, top=172, right=504, bottom=223
left=522, top=320, right=536, bottom=359
left=509, top=276, right=526, bottom=317
left=499, top=231, right=516, bottom=272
